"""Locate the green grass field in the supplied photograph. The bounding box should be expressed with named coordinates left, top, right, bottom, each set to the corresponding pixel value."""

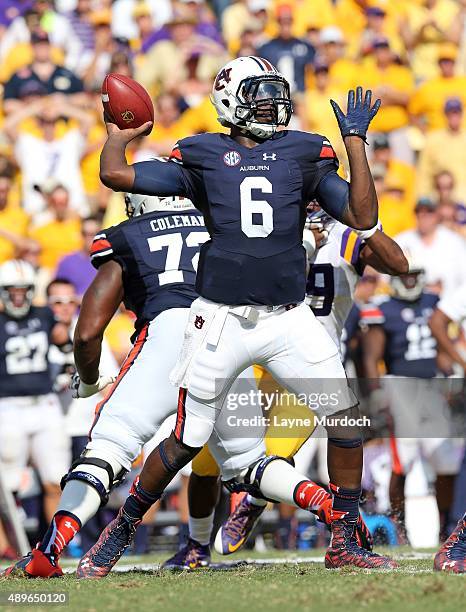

left=0, top=549, right=463, bottom=612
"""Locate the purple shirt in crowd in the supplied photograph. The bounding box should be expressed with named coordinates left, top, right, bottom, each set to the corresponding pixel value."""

left=55, top=251, right=97, bottom=297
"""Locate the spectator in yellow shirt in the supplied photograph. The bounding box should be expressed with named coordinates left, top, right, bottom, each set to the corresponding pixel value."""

left=400, top=0, right=459, bottom=81
left=362, top=37, right=415, bottom=164
left=377, top=170, right=417, bottom=238
left=417, top=97, right=466, bottom=201
left=409, top=44, right=466, bottom=132
left=0, top=173, right=34, bottom=264
left=303, top=60, right=346, bottom=167
left=318, top=26, right=358, bottom=93
left=29, top=181, right=82, bottom=270
left=370, top=133, right=415, bottom=211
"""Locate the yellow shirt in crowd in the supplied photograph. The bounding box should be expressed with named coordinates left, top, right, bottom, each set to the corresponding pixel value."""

left=416, top=127, right=466, bottom=199
left=0, top=205, right=29, bottom=264
left=29, top=218, right=82, bottom=270
left=409, top=75, right=466, bottom=131
left=360, top=59, right=414, bottom=132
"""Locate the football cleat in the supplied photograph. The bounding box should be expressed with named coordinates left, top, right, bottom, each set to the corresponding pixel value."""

left=325, top=521, right=398, bottom=570
left=1, top=548, right=63, bottom=578
left=214, top=496, right=265, bottom=555
left=76, top=509, right=140, bottom=579
left=315, top=497, right=374, bottom=552
left=162, top=538, right=211, bottom=570
left=433, top=515, right=466, bottom=574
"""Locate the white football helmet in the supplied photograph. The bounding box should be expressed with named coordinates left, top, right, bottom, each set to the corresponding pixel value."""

left=0, top=259, right=36, bottom=319
left=211, top=56, right=292, bottom=139
left=390, top=256, right=425, bottom=302
left=125, top=193, right=195, bottom=218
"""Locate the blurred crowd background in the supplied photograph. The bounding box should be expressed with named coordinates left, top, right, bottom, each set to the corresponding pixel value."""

left=0, top=0, right=466, bottom=558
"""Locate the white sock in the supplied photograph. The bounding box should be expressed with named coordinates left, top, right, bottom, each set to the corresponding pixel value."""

left=189, top=512, right=215, bottom=546
left=246, top=494, right=267, bottom=507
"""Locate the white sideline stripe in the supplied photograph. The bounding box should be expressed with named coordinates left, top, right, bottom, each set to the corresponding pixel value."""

left=0, top=552, right=435, bottom=574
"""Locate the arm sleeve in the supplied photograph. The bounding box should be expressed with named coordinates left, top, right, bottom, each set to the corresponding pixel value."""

left=90, top=231, right=115, bottom=270
left=132, top=159, right=194, bottom=199
left=314, top=169, right=350, bottom=222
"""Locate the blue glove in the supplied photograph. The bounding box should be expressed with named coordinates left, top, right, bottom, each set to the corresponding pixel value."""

left=330, top=87, right=381, bottom=142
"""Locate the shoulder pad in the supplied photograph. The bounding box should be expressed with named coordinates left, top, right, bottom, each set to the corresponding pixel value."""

left=284, top=130, right=338, bottom=162
left=170, top=133, right=220, bottom=166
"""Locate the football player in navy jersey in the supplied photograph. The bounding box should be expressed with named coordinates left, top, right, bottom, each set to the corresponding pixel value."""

left=0, top=260, right=70, bottom=523
left=361, top=264, right=460, bottom=543
left=79, top=56, right=398, bottom=573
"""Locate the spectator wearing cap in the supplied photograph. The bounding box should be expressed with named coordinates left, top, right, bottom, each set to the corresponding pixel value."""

left=303, top=59, right=346, bottom=164
left=3, top=94, right=93, bottom=216
left=409, top=43, right=466, bottom=132
left=271, top=0, right=335, bottom=40
left=135, top=6, right=228, bottom=100
left=55, top=216, right=100, bottom=297
left=356, top=6, right=404, bottom=60
left=400, top=0, right=460, bottom=81
left=318, top=26, right=358, bottom=92
left=257, top=4, right=315, bottom=94
left=111, top=0, right=172, bottom=42
left=395, top=196, right=466, bottom=296
left=417, top=97, right=466, bottom=201
left=222, top=1, right=269, bottom=52
left=0, top=0, right=82, bottom=74
left=29, top=183, right=82, bottom=271
left=360, top=37, right=414, bottom=164
left=80, top=10, right=127, bottom=91
left=371, top=133, right=415, bottom=210
left=2, top=29, right=83, bottom=115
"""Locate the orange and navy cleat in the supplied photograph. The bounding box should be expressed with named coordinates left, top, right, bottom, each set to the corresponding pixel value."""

left=76, top=509, right=140, bottom=579
left=2, top=548, right=63, bottom=578
left=434, top=514, right=466, bottom=574
left=325, top=520, right=398, bottom=569
left=162, top=537, right=211, bottom=570
left=315, top=497, right=374, bottom=552
left=214, top=495, right=265, bottom=555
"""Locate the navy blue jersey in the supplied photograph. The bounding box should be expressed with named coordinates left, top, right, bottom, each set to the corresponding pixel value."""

left=0, top=306, right=56, bottom=397
left=133, top=131, right=346, bottom=305
left=90, top=209, right=209, bottom=331
left=257, top=38, right=315, bottom=93
left=360, top=293, right=439, bottom=378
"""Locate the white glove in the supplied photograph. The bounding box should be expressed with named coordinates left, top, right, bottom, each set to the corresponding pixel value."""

left=71, top=373, right=116, bottom=399
left=354, top=220, right=382, bottom=240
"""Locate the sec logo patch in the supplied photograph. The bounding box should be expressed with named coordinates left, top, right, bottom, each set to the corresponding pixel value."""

left=223, top=150, right=241, bottom=167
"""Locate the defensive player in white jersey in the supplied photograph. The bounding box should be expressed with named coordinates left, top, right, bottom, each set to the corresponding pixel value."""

left=161, top=205, right=408, bottom=568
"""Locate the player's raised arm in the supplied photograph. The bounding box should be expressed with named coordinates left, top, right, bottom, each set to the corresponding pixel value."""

left=72, top=260, right=123, bottom=397
left=326, top=87, right=381, bottom=230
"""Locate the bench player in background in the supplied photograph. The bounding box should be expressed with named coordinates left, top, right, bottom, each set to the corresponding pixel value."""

left=429, top=283, right=466, bottom=573
left=163, top=204, right=408, bottom=569
left=80, top=56, right=398, bottom=573
left=361, top=264, right=461, bottom=544
left=0, top=260, right=70, bottom=523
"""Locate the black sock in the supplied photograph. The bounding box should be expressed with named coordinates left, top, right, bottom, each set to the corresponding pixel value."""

left=329, top=483, right=361, bottom=523
left=123, top=478, right=161, bottom=522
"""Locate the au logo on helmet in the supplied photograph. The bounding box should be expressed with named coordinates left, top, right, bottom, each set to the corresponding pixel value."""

left=214, top=68, right=232, bottom=91
left=194, top=315, right=205, bottom=329
left=121, top=109, right=135, bottom=122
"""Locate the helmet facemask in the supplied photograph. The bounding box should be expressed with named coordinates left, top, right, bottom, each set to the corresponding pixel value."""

left=391, top=269, right=425, bottom=302
left=234, top=75, right=292, bottom=138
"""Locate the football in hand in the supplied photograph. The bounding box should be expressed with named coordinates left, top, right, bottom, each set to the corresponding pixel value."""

left=101, top=73, right=154, bottom=133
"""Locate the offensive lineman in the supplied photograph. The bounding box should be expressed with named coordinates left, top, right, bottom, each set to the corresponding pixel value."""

left=78, top=56, right=398, bottom=573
